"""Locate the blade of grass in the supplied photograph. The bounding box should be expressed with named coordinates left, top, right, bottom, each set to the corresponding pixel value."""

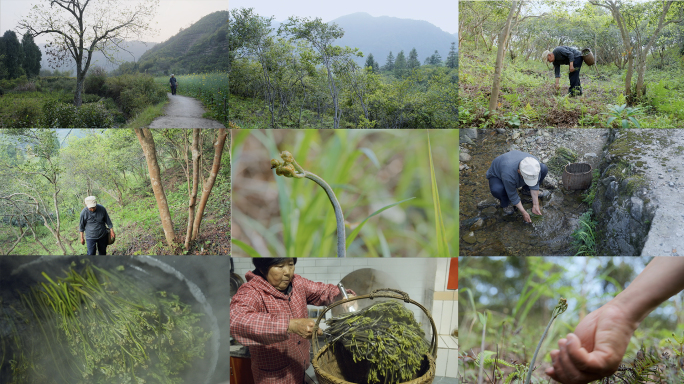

left=345, top=197, right=415, bottom=249
left=428, top=132, right=450, bottom=257
left=232, top=239, right=263, bottom=258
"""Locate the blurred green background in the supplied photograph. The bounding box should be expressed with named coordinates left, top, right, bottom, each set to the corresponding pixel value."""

left=231, top=129, right=458, bottom=257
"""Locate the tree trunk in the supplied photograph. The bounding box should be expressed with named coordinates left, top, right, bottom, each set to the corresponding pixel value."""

left=75, top=70, right=85, bottom=107
left=191, top=128, right=227, bottom=241
left=185, top=129, right=201, bottom=249
left=134, top=128, right=176, bottom=246
left=489, top=0, right=519, bottom=114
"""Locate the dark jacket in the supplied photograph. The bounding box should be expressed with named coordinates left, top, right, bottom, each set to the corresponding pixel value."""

left=170, top=77, right=177, bottom=86
left=552, top=46, right=582, bottom=78
left=486, top=150, right=540, bottom=206
left=79, top=204, right=113, bottom=240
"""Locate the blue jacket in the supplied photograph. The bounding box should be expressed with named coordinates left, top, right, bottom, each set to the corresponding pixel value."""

left=486, top=150, right=540, bottom=206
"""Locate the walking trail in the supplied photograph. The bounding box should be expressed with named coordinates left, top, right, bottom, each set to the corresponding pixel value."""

left=149, top=93, right=225, bottom=128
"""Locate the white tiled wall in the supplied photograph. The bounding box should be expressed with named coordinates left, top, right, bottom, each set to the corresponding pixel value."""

left=232, top=258, right=437, bottom=323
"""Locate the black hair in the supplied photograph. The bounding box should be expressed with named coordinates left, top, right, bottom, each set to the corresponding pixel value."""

left=252, top=258, right=297, bottom=276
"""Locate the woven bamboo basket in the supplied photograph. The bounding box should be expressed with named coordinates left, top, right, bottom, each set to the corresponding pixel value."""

left=312, top=288, right=438, bottom=384
left=582, top=48, right=595, bottom=66
left=563, top=162, right=593, bottom=190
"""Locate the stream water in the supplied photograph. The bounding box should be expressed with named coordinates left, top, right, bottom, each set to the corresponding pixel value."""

left=460, top=131, right=590, bottom=256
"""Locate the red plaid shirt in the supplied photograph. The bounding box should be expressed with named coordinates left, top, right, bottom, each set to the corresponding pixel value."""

left=230, top=271, right=354, bottom=384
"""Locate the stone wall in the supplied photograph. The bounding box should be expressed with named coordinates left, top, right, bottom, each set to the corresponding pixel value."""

left=593, top=130, right=657, bottom=256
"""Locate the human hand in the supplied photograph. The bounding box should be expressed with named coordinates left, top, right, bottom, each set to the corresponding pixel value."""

left=522, top=210, right=532, bottom=223
left=546, top=303, right=639, bottom=384
left=288, top=318, right=322, bottom=339
left=532, top=205, right=542, bottom=216
left=81, top=237, right=85, bottom=245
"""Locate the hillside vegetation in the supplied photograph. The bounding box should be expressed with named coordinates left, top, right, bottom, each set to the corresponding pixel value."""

left=459, top=1, right=684, bottom=128
left=117, top=11, right=230, bottom=75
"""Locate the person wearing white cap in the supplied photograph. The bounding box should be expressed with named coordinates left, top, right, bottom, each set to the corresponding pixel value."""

left=485, top=150, right=548, bottom=223
left=79, top=196, right=114, bottom=255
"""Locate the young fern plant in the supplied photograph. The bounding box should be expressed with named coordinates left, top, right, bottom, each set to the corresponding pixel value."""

left=271, top=151, right=346, bottom=258
left=524, top=298, right=568, bottom=384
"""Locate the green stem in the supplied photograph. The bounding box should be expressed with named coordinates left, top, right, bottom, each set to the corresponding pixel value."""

left=272, top=151, right=346, bottom=257
left=524, top=298, right=567, bottom=384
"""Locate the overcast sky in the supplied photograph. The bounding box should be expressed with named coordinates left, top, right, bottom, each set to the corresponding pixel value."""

left=229, top=0, right=458, bottom=35
left=1, top=0, right=228, bottom=44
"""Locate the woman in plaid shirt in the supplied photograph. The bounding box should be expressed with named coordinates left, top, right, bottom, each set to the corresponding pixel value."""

left=230, top=258, right=355, bottom=384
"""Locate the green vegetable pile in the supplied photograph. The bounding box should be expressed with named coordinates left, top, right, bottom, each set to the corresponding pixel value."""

left=1, top=260, right=211, bottom=384
left=324, top=300, right=430, bottom=384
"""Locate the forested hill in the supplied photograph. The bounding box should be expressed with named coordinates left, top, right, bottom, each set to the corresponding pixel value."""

left=330, top=12, right=457, bottom=65
left=119, top=11, right=229, bottom=75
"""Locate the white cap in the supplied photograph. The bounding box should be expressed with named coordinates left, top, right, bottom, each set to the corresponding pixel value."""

left=519, top=157, right=541, bottom=186
left=85, top=196, right=97, bottom=208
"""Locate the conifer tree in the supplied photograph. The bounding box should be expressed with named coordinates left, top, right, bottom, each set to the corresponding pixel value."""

left=2, top=30, right=25, bottom=79
left=407, top=47, right=420, bottom=69
left=21, top=33, right=41, bottom=78
left=365, top=53, right=377, bottom=72
left=384, top=51, right=395, bottom=71
left=446, top=42, right=457, bottom=69
left=394, top=50, right=406, bottom=77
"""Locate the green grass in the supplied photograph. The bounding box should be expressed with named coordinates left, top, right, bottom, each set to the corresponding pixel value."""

left=231, top=129, right=457, bottom=257
left=124, top=99, right=169, bottom=128
left=459, top=46, right=684, bottom=128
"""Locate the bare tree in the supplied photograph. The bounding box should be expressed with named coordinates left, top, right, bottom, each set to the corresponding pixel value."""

left=19, top=0, right=159, bottom=106
left=191, top=128, right=227, bottom=241
left=185, top=129, right=201, bottom=249
left=489, top=1, right=521, bottom=114
left=134, top=128, right=176, bottom=247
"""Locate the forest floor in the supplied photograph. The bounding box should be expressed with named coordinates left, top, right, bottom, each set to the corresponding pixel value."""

left=149, top=93, right=226, bottom=128
left=459, top=48, right=684, bottom=128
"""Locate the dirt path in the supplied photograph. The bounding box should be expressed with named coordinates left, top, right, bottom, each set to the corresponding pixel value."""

left=149, top=93, right=225, bottom=128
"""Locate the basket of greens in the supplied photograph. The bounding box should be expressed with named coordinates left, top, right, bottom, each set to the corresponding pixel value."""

left=312, top=288, right=437, bottom=384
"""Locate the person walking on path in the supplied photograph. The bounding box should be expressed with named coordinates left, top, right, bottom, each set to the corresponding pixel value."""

left=79, top=196, right=114, bottom=255
left=170, top=74, right=178, bottom=95
left=547, top=46, right=584, bottom=96
left=486, top=150, right=549, bottom=223
left=547, top=257, right=684, bottom=384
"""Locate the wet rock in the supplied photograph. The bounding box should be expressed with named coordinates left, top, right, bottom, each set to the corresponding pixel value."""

left=482, top=206, right=498, bottom=217
left=462, top=231, right=477, bottom=244
left=536, top=137, right=544, bottom=143
left=584, top=152, right=597, bottom=158
left=605, top=180, right=619, bottom=201
left=511, top=131, right=521, bottom=140
left=601, top=175, right=617, bottom=187
left=669, top=182, right=675, bottom=187
left=502, top=214, right=518, bottom=222
left=461, top=217, right=480, bottom=228
left=496, top=128, right=507, bottom=134
left=477, top=197, right=499, bottom=210
left=461, top=135, right=473, bottom=145
left=470, top=218, right=484, bottom=231
left=459, top=163, right=466, bottom=171
left=542, top=175, right=558, bottom=189
left=459, top=153, right=472, bottom=162
left=630, top=197, right=643, bottom=222
left=460, top=129, right=477, bottom=140
left=476, top=234, right=487, bottom=243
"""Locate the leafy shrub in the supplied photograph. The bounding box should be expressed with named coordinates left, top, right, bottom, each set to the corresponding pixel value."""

left=85, top=66, right=108, bottom=96
left=42, top=101, right=113, bottom=128
left=1, top=98, right=43, bottom=128
left=13, top=81, right=37, bottom=92
left=105, top=74, right=167, bottom=118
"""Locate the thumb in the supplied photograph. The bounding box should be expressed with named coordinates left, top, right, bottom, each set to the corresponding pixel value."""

left=565, top=333, right=602, bottom=372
